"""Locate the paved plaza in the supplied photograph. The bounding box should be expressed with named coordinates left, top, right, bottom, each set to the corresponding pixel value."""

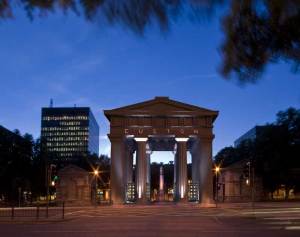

left=1, top=203, right=300, bottom=237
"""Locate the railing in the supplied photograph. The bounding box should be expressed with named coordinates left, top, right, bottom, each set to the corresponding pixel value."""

left=0, top=202, right=65, bottom=220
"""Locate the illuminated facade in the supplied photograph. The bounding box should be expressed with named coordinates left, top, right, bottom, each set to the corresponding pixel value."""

left=41, top=107, right=99, bottom=161
left=104, top=97, right=218, bottom=205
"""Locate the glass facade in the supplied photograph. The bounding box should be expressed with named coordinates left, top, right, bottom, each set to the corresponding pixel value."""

left=41, top=107, right=99, bottom=161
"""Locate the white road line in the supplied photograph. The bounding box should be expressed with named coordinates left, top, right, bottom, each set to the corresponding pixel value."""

left=264, top=217, right=300, bottom=220
left=285, top=226, right=300, bottom=230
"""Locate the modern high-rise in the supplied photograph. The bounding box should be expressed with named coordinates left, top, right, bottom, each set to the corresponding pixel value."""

left=234, top=126, right=266, bottom=147
left=41, top=107, right=99, bottom=162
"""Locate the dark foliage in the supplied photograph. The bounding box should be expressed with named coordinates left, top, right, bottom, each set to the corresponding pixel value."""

left=221, top=0, right=300, bottom=82
left=1, top=1, right=299, bottom=82
left=0, top=0, right=300, bottom=83
left=0, top=129, right=34, bottom=204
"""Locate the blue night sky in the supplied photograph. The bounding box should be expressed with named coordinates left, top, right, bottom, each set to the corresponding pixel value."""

left=0, top=9, right=299, bottom=163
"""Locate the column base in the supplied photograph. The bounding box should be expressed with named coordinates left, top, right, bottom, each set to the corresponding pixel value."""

left=136, top=198, right=150, bottom=205
left=199, top=199, right=216, bottom=207
left=174, top=196, right=189, bottom=204
left=199, top=202, right=216, bottom=208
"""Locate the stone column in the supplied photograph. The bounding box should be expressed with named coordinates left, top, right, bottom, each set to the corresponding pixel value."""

left=146, top=144, right=151, bottom=200
left=175, top=138, right=189, bottom=201
left=146, top=144, right=151, bottom=186
left=109, top=136, right=126, bottom=204
left=125, top=147, right=134, bottom=184
left=199, top=138, right=214, bottom=205
left=135, top=137, right=148, bottom=203
left=191, top=141, right=200, bottom=199
left=172, top=143, right=177, bottom=200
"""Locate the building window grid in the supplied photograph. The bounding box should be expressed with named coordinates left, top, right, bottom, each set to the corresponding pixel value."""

left=41, top=109, right=99, bottom=160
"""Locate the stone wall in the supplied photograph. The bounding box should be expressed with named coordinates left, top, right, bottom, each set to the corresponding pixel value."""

left=56, top=165, right=92, bottom=206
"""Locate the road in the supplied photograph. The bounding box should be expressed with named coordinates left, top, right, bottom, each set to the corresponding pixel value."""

left=1, top=203, right=300, bottom=237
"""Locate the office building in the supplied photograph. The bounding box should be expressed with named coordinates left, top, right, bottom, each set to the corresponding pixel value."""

left=41, top=107, right=99, bottom=162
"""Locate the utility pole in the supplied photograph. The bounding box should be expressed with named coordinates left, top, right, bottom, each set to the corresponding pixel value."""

left=215, top=166, right=220, bottom=208
left=46, top=160, right=49, bottom=208
left=251, top=161, right=255, bottom=209
left=93, top=170, right=99, bottom=206
left=18, top=187, right=21, bottom=207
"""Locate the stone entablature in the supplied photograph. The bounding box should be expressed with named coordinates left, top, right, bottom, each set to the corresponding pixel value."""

left=105, top=97, right=217, bottom=140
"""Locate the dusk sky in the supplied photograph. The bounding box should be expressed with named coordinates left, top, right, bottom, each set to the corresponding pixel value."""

left=1, top=9, right=300, bottom=163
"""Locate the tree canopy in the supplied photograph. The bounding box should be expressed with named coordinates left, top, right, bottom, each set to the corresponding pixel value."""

left=214, top=107, right=300, bottom=195
left=1, top=0, right=299, bottom=82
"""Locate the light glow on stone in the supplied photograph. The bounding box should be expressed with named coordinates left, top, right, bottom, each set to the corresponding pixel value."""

left=134, top=137, right=148, bottom=142
left=175, top=138, right=189, bottom=142
left=181, top=186, right=184, bottom=198
left=138, top=186, right=142, bottom=198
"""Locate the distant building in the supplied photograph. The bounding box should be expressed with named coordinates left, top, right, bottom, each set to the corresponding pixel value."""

left=56, top=165, right=92, bottom=206
left=217, top=159, right=264, bottom=202
left=41, top=107, right=99, bottom=162
left=234, top=126, right=266, bottom=147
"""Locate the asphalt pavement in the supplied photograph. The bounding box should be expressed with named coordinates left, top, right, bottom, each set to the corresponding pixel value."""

left=1, top=203, right=300, bottom=237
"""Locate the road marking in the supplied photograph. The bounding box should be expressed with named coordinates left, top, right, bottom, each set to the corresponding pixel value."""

left=243, top=209, right=300, bottom=215
left=285, top=226, right=300, bottom=230
left=264, top=217, right=300, bottom=220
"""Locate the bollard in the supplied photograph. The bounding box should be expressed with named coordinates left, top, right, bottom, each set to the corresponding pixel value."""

left=36, top=205, right=39, bottom=219
left=62, top=202, right=65, bottom=219
left=46, top=205, right=49, bottom=218
left=11, top=206, right=14, bottom=220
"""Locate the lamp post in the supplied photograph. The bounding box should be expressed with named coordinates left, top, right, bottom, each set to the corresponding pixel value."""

left=215, top=166, right=220, bottom=208
left=93, top=170, right=99, bottom=206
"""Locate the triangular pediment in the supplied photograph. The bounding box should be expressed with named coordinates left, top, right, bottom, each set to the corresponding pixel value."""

left=126, top=101, right=194, bottom=112
left=104, top=97, right=218, bottom=120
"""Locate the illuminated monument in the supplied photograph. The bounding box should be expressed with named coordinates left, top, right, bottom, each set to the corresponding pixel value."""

left=159, top=165, right=165, bottom=201
left=104, top=97, right=218, bottom=205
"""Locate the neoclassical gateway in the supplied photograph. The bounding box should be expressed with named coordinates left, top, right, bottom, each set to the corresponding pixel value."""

left=104, top=97, right=218, bottom=205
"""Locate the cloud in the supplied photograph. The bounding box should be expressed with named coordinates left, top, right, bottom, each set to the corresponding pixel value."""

left=100, top=144, right=111, bottom=156
left=30, top=53, right=105, bottom=97
left=164, top=73, right=218, bottom=86
left=100, top=135, right=108, bottom=140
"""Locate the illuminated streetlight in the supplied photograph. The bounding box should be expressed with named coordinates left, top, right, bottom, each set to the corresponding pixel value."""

left=214, top=165, right=221, bottom=207
left=94, top=170, right=99, bottom=176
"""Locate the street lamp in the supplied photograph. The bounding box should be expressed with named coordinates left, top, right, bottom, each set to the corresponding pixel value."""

left=93, top=169, right=99, bottom=205
left=94, top=170, right=99, bottom=176
left=214, top=166, right=220, bottom=207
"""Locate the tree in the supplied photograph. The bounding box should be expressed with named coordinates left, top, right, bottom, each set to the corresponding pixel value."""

left=221, top=1, right=300, bottom=82
left=1, top=1, right=299, bottom=82
left=0, top=128, right=35, bottom=203
left=214, top=146, right=239, bottom=167
left=215, top=107, right=300, bottom=198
